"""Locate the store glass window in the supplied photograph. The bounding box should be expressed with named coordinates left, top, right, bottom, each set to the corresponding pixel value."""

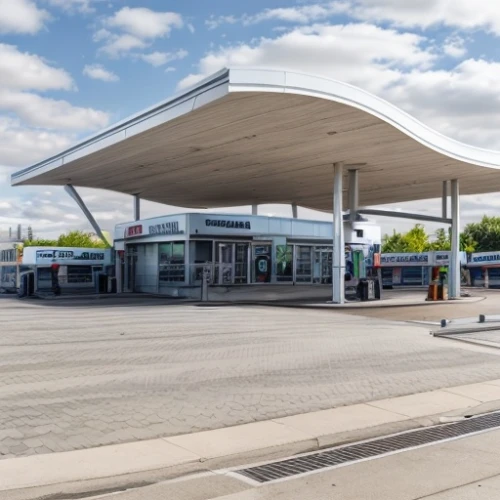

left=295, top=246, right=312, bottom=283
left=0, top=249, right=16, bottom=262
left=0, top=265, right=16, bottom=287
left=252, top=245, right=272, bottom=283
left=400, top=267, right=424, bottom=285
left=276, top=245, right=293, bottom=282
left=67, top=266, right=93, bottom=283
left=37, top=267, right=52, bottom=288
left=159, top=242, right=185, bottom=282
left=159, top=244, right=173, bottom=263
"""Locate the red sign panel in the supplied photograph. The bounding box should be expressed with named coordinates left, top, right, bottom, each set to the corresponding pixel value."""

left=126, top=225, right=143, bottom=237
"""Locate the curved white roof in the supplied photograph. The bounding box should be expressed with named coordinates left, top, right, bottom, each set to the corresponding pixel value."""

left=11, top=68, right=500, bottom=211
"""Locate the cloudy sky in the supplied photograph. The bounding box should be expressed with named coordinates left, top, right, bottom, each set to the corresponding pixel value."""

left=1, top=0, right=500, bottom=240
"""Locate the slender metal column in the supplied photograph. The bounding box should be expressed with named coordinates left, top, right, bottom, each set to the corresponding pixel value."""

left=442, top=181, right=448, bottom=220
left=64, top=185, right=110, bottom=247
left=450, top=179, right=460, bottom=299
left=348, top=169, right=359, bottom=227
left=332, top=162, right=345, bottom=304
left=133, top=194, right=141, bottom=221
left=291, top=203, right=298, bottom=219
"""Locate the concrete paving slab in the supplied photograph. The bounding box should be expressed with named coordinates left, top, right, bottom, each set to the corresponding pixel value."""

left=369, top=390, right=480, bottom=418
left=444, top=382, right=500, bottom=402
left=483, top=379, right=500, bottom=387
left=6, top=294, right=500, bottom=460
left=0, top=438, right=200, bottom=491
left=166, top=421, right=313, bottom=460
left=71, top=473, right=251, bottom=500
left=424, top=475, right=500, bottom=499
left=274, top=403, right=409, bottom=437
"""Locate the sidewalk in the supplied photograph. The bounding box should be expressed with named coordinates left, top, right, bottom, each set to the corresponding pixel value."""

left=4, top=379, right=500, bottom=496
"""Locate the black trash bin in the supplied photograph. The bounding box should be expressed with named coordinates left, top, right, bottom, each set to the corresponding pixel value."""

left=358, top=279, right=378, bottom=301
left=98, top=274, right=108, bottom=294
left=357, top=279, right=367, bottom=301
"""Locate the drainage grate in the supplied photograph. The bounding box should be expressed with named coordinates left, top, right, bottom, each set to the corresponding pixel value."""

left=237, top=410, right=500, bottom=483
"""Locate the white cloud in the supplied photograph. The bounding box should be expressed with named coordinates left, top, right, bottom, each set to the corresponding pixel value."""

left=0, top=117, right=72, bottom=167
left=187, top=23, right=195, bottom=34
left=443, top=35, right=467, bottom=58
left=0, top=90, right=110, bottom=131
left=165, top=67, right=176, bottom=73
left=206, top=2, right=349, bottom=29
left=0, top=44, right=74, bottom=91
left=384, top=59, right=500, bottom=148
left=0, top=0, right=49, bottom=34
left=205, top=15, right=238, bottom=30
left=96, top=8, right=184, bottom=58
left=105, top=7, right=183, bottom=39
left=83, top=63, right=119, bottom=82
left=207, top=0, right=500, bottom=36
left=139, top=49, right=188, bottom=67
left=347, top=0, right=500, bottom=35
left=179, top=23, right=436, bottom=94
left=47, top=0, right=101, bottom=13
left=93, top=28, right=111, bottom=42
left=98, top=33, right=149, bottom=58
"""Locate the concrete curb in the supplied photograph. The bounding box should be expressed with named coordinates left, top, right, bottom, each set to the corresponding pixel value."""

left=197, top=295, right=484, bottom=310
left=4, top=380, right=500, bottom=494
left=432, top=324, right=500, bottom=336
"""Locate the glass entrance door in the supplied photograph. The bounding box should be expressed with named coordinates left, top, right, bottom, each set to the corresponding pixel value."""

left=295, top=246, right=312, bottom=283
left=217, top=243, right=234, bottom=285
left=124, top=246, right=137, bottom=292
left=313, top=248, right=332, bottom=284
left=235, top=244, right=249, bottom=284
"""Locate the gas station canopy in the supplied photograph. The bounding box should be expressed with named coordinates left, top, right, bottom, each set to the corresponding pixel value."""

left=11, top=68, right=500, bottom=211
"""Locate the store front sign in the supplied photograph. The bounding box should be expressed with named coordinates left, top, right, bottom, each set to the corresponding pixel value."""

left=469, top=252, right=500, bottom=267
left=35, top=249, right=107, bottom=264
left=433, top=252, right=451, bottom=266
left=126, top=225, right=143, bottom=237
left=380, top=253, right=430, bottom=266
left=149, top=221, right=183, bottom=236
left=205, top=219, right=251, bottom=230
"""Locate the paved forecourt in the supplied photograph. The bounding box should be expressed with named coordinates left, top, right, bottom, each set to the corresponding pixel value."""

left=3, top=296, right=500, bottom=459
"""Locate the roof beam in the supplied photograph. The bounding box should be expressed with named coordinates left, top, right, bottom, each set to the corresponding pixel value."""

left=64, top=185, right=111, bottom=247
left=358, top=208, right=452, bottom=225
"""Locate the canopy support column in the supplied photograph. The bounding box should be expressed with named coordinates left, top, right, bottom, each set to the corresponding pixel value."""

left=64, top=184, right=110, bottom=247
left=332, top=162, right=345, bottom=304
left=348, top=169, right=359, bottom=227
left=251, top=204, right=258, bottom=215
left=450, top=179, right=460, bottom=299
left=291, top=203, right=298, bottom=219
left=442, top=181, right=448, bottom=219
left=133, top=194, right=141, bottom=221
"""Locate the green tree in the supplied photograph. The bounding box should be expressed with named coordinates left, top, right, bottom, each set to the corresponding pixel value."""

left=57, top=231, right=108, bottom=248
left=462, top=216, right=500, bottom=252
left=429, top=228, right=451, bottom=251
left=23, top=238, right=58, bottom=247
left=382, top=230, right=407, bottom=253
left=403, top=224, right=430, bottom=253
left=22, top=231, right=109, bottom=248
left=383, top=225, right=476, bottom=254
left=382, top=224, right=430, bottom=253
left=460, top=232, right=477, bottom=253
